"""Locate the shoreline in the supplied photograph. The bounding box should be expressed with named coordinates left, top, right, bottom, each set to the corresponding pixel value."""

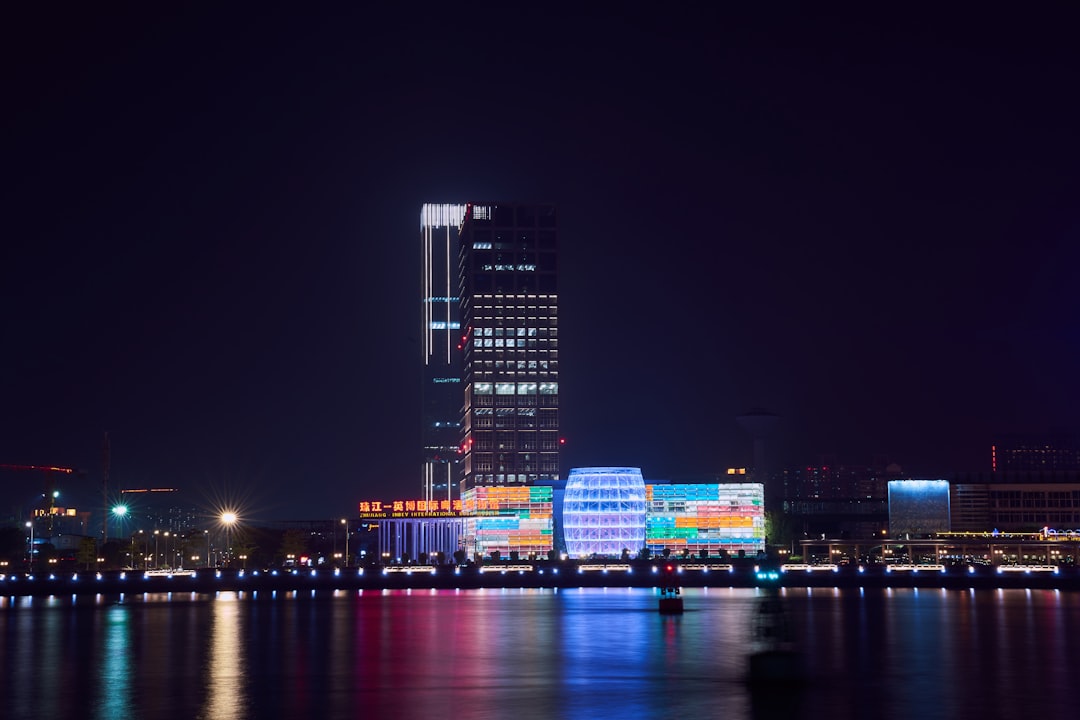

left=2, top=562, right=1077, bottom=598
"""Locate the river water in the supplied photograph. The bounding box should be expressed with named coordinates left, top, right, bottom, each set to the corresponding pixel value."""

left=1, top=586, right=1077, bottom=719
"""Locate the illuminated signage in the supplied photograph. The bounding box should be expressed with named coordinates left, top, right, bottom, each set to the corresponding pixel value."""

left=357, top=499, right=510, bottom=520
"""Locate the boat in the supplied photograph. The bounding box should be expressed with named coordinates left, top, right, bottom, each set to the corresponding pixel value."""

left=747, top=589, right=802, bottom=684
left=658, top=585, right=683, bottom=614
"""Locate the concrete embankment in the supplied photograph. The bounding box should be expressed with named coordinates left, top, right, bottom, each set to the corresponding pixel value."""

left=2, top=563, right=1078, bottom=597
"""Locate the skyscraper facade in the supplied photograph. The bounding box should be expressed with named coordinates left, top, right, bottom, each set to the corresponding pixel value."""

left=458, top=203, right=559, bottom=492
left=420, top=203, right=467, bottom=503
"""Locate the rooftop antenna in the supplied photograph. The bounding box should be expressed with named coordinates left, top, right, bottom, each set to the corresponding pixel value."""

left=102, top=432, right=110, bottom=543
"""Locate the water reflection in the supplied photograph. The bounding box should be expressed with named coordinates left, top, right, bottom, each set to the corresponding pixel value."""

left=95, top=606, right=131, bottom=719
left=2, top=587, right=1080, bottom=719
left=200, top=592, right=247, bottom=719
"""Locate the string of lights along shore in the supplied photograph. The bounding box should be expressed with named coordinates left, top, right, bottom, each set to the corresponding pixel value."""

left=421, top=203, right=560, bottom=502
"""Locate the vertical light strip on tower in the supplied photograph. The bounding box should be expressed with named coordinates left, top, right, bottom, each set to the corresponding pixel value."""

left=420, top=204, right=466, bottom=503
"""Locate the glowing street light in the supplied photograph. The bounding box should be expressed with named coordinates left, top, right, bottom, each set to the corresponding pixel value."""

left=111, top=505, right=128, bottom=548
left=341, top=518, right=349, bottom=568
left=26, top=521, right=34, bottom=572
left=220, top=511, right=238, bottom=567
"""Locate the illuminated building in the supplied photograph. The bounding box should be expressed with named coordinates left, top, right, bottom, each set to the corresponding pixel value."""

left=646, top=482, right=764, bottom=556
left=563, top=468, right=647, bottom=558
left=887, top=479, right=951, bottom=535
left=991, top=434, right=1080, bottom=473
left=458, top=203, right=559, bottom=492
left=421, top=203, right=467, bottom=502
left=949, top=475, right=1080, bottom=532
left=461, top=485, right=553, bottom=557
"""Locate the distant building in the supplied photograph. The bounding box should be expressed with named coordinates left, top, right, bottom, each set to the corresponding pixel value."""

left=991, top=434, right=1080, bottom=473
left=950, top=471, right=1080, bottom=532
left=118, top=488, right=198, bottom=533
left=782, top=462, right=901, bottom=539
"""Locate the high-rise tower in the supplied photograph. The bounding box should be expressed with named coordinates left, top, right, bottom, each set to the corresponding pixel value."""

left=458, top=202, right=559, bottom=492
left=421, top=203, right=467, bottom=502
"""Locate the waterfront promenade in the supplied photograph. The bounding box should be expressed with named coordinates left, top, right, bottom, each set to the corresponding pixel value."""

left=2, top=560, right=1078, bottom=597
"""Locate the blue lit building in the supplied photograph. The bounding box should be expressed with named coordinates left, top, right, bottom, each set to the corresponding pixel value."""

left=888, top=479, right=951, bottom=535
left=563, top=468, right=647, bottom=558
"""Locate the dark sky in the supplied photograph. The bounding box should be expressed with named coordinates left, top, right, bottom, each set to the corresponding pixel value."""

left=4, top=6, right=1079, bottom=520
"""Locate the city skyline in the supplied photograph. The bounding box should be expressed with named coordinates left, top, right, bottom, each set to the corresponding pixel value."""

left=4, top=7, right=1080, bottom=520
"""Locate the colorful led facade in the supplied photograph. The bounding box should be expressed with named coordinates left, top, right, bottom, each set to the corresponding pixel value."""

left=646, top=483, right=764, bottom=556
left=461, top=485, right=553, bottom=557
left=563, top=467, right=647, bottom=558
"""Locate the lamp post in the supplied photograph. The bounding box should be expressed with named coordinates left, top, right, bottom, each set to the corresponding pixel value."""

left=205, top=530, right=210, bottom=568
left=221, top=512, right=237, bottom=568
left=341, top=518, right=349, bottom=568
left=154, top=530, right=160, bottom=569
left=163, top=532, right=171, bottom=570
left=25, top=521, right=33, bottom=572
left=111, top=505, right=128, bottom=567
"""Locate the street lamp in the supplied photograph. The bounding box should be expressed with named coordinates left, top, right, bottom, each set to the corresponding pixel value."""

left=25, top=521, right=33, bottom=572
left=111, top=506, right=128, bottom=566
left=163, top=532, right=171, bottom=570
left=205, top=530, right=210, bottom=568
left=221, top=512, right=238, bottom=567
left=341, top=518, right=349, bottom=568
left=154, top=530, right=160, bottom=569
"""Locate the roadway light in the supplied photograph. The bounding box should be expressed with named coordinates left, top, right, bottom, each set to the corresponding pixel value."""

left=220, top=512, right=238, bottom=568
left=26, top=521, right=34, bottom=572
left=341, top=518, right=350, bottom=568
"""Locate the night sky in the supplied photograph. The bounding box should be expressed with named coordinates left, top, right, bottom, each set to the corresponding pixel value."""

left=4, top=7, right=1079, bottom=520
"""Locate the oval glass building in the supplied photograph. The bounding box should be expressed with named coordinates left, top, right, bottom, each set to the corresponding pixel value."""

left=563, top=467, right=647, bottom=558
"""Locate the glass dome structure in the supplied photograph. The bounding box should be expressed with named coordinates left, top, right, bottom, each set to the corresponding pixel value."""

left=563, top=467, right=647, bottom=558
